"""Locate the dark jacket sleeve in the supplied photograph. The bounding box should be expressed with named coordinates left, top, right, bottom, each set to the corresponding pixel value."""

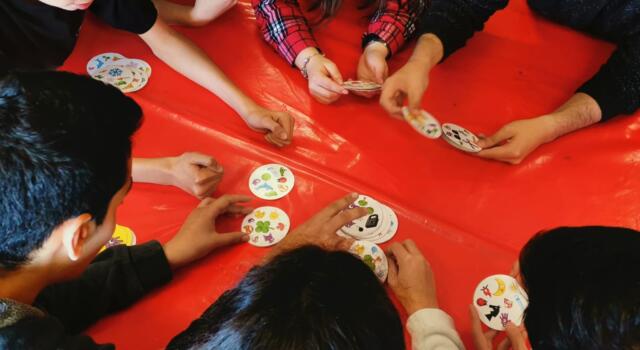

left=578, top=34, right=640, bottom=121
left=33, top=241, right=172, bottom=334
left=416, top=0, right=508, bottom=59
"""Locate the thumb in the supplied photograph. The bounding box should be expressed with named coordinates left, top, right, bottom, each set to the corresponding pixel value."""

left=186, top=152, right=216, bottom=168
left=477, top=126, right=515, bottom=149
left=324, top=61, right=344, bottom=85
left=505, top=323, right=528, bottom=350
left=216, top=231, right=250, bottom=247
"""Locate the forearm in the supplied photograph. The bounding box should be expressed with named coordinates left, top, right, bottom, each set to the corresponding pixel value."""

left=152, top=0, right=193, bottom=25
left=132, top=157, right=174, bottom=185
left=141, top=21, right=257, bottom=116
left=409, top=34, right=444, bottom=70
left=544, top=92, right=602, bottom=141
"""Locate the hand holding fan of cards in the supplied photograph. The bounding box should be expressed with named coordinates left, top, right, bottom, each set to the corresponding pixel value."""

left=86, top=53, right=151, bottom=93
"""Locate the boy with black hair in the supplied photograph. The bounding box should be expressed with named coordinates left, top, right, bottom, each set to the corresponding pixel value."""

left=0, top=0, right=294, bottom=148
left=0, top=70, right=259, bottom=349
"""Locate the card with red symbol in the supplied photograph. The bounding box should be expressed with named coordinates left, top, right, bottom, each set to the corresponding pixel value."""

left=473, top=274, right=529, bottom=330
left=241, top=206, right=290, bottom=247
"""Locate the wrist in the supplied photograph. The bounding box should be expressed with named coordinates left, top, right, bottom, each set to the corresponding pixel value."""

left=162, top=241, right=185, bottom=271
left=294, top=47, right=321, bottom=70
left=364, top=41, right=389, bottom=59
left=410, top=34, right=444, bottom=69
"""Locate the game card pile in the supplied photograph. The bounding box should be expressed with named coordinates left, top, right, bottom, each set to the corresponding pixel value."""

left=342, top=80, right=382, bottom=94
left=243, top=163, right=296, bottom=247
left=473, top=274, right=529, bottom=330
left=401, top=107, right=483, bottom=153
left=349, top=240, right=389, bottom=282
left=336, top=194, right=398, bottom=244
left=86, top=52, right=151, bottom=93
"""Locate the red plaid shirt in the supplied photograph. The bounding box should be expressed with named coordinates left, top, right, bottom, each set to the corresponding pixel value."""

left=252, top=0, right=427, bottom=65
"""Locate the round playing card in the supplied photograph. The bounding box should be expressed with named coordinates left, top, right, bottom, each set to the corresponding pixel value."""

left=100, top=225, right=136, bottom=253
left=473, top=274, right=529, bottom=331
left=370, top=205, right=399, bottom=244
left=402, top=107, right=442, bottom=139
left=340, top=195, right=386, bottom=239
left=248, top=164, right=295, bottom=200
left=121, top=58, right=152, bottom=78
left=93, top=66, right=136, bottom=93
left=241, top=206, right=290, bottom=247
left=349, top=240, right=388, bottom=282
left=86, top=52, right=126, bottom=77
left=117, top=67, right=148, bottom=93
left=442, top=123, right=482, bottom=153
left=342, top=80, right=382, bottom=91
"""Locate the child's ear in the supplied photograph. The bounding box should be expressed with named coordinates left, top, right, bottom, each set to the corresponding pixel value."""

left=61, top=214, right=94, bottom=261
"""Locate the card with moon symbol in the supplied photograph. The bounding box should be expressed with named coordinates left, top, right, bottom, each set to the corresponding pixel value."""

left=473, top=274, right=529, bottom=330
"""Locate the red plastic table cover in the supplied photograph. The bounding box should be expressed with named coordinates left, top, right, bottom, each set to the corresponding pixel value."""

left=60, top=0, right=640, bottom=348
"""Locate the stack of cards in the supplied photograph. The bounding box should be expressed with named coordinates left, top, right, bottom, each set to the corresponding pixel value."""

left=86, top=52, right=151, bottom=93
left=248, top=164, right=295, bottom=200
left=401, top=107, right=483, bottom=154
left=473, top=274, right=529, bottom=330
left=100, top=225, right=136, bottom=253
left=336, top=194, right=398, bottom=244
left=241, top=206, right=291, bottom=247
left=342, top=80, right=382, bottom=94
left=349, top=240, right=389, bottom=282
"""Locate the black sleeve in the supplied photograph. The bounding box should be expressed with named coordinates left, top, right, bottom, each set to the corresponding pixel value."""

left=577, top=35, right=640, bottom=121
left=416, top=0, right=509, bottom=59
left=33, top=241, right=172, bottom=334
left=89, top=0, right=158, bottom=34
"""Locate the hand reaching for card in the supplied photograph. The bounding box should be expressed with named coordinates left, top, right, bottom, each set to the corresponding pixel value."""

left=386, top=240, right=439, bottom=315
left=379, top=60, right=431, bottom=118
left=163, top=195, right=253, bottom=270
left=169, top=152, right=224, bottom=199
left=265, top=193, right=369, bottom=260
left=355, top=42, right=389, bottom=98
left=305, top=54, right=349, bottom=104
left=242, top=106, right=295, bottom=148
left=476, top=116, right=557, bottom=165
left=470, top=305, right=529, bottom=350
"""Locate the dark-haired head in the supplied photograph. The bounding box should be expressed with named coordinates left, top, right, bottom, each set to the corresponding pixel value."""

left=520, top=226, right=640, bottom=350
left=168, top=245, right=405, bottom=350
left=0, top=71, right=142, bottom=269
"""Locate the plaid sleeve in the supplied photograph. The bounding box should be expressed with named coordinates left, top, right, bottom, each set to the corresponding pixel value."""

left=366, top=0, right=427, bottom=56
left=252, top=0, right=319, bottom=66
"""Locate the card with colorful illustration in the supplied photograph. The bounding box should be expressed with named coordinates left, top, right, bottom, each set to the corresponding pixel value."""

left=86, top=52, right=125, bottom=77
left=442, top=123, right=482, bottom=153
left=369, top=205, right=399, bottom=244
left=248, top=164, right=295, bottom=200
left=349, top=240, right=388, bottom=282
left=87, top=53, right=151, bottom=93
left=402, top=107, right=442, bottom=139
left=340, top=195, right=386, bottom=240
left=241, top=206, right=290, bottom=247
left=473, top=274, right=529, bottom=331
left=100, top=225, right=137, bottom=253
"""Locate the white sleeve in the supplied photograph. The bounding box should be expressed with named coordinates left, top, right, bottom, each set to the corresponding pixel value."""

left=407, top=308, right=465, bottom=350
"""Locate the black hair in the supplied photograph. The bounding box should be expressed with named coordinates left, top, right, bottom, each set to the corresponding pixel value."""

left=520, top=226, right=640, bottom=350
left=167, top=245, right=405, bottom=350
left=0, top=71, right=142, bottom=269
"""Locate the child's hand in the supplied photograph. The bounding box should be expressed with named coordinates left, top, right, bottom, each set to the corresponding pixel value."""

left=306, top=55, right=348, bottom=104
left=169, top=152, right=224, bottom=199
left=242, top=106, right=294, bottom=148
left=265, top=193, right=368, bottom=261
left=470, top=305, right=529, bottom=350
left=163, top=195, right=253, bottom=270
left=386, top=240, right=438, bottom=315
left=355, top=42, right=389, bottom=98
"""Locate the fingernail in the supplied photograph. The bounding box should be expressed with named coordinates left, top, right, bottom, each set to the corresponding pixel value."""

left=280, top=133, right=287, bottom=140
left=342, top=90, right=349, bottom=95
left=351, top=192, right=359, bottom=199
left=242, top=234, right=250, bottom=242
